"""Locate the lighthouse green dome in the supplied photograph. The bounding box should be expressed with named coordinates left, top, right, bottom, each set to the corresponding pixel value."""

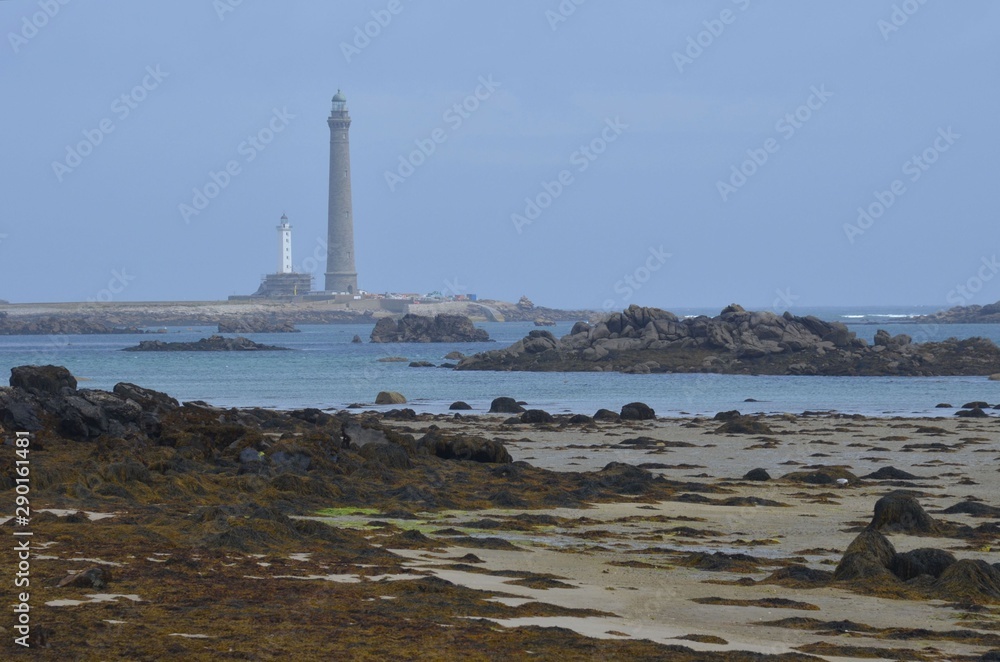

left=332, top=90, right=347, bottom=103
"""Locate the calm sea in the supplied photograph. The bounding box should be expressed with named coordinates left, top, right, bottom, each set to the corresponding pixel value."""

left=1, top=306, right=997, bottom=418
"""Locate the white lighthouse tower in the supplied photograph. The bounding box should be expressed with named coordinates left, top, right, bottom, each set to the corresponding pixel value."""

left=277, top=214, right=292, bottom=274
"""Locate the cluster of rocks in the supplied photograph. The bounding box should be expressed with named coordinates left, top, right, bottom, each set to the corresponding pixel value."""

left=0, top=365, right=178, bottom=439
left=0, top=312, right=144, bottom=335
left=370, top=314, right=490, bottom=343
left=831, top=492, right=1000, bottom=603
left=217, top=316, right=298, bottom=333
left=456, top=304, right=1000, bottom=376
left=123, top=335, right=290, bottom=352
left=0, top=365, right=514, bottom=469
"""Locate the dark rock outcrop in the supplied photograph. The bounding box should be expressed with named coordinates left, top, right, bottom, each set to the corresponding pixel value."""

left=2, top=366, right=178, bottom=440
left=123, top=335, right=289, bottom=352
left=620, top=402, right=655, bottom=421
left=743, top=468, right=771, bottom=481
left=489, top=397, right=524, bottom=414
left=449, top=401, right=472, bottom=411
left=456, top=303, right=1000, bottom=376
left=11, top=365, right=77, bottom=396
left=370, top=314, right=490, bottom=343
left=520, top=409, right=554, bottom=424
left=418, top=431, right=512, bottom=464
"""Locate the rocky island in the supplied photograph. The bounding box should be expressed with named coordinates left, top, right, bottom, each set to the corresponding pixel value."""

left=916, top=301, right=1000, bottom=324
left=370, top=313, right=491, bottom=343
left=456, top=304, right=1000, bottom=376
left=122, top=335, right=290, bottom=352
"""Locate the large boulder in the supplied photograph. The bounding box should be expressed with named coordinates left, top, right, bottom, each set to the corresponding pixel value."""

left=375, top=391, right=407, bottom=405
left=869, top=491, right=943, bottom=534
left=833, top=529, right=897, bottom=581
left=10, top=365, right=77, bottom=396
left=489, top=397, right=524, bottom=414
left=520, top=409, right=554, bottom=424
left=620, top=402, right=655, bottom=421
left=934, top=559, right=1000, bottom=603
left=890, top=548, right=956, bottom=580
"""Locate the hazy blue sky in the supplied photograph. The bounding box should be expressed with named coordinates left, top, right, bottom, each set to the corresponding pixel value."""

left=2, top=1, right=997, bottom=310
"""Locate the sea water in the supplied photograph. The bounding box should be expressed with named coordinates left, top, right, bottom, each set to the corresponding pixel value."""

left=0, top=306, right=997, bottom=417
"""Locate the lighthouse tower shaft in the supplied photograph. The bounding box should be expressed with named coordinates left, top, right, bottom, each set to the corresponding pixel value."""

left=278, top=215, right=292, bottom=274
left=324, top=91, right=358, bottom=295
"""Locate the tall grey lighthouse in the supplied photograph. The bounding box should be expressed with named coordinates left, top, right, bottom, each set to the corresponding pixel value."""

left=324, top=90, right=359, bottom=295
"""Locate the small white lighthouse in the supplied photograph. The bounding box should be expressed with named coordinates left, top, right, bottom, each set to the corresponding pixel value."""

left=277, top=214, right=292, bottom=274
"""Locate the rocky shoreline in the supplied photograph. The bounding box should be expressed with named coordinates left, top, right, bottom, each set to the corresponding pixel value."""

left=457, top=304, right=1000, bottom=376
left=915, top=301, right=1000, bottom=324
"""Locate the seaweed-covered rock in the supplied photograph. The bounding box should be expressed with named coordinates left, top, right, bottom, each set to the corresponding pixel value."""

left=869, top=491, right=942, bottom=534
left=449, top=401, right=472, bottom=411
left=782, top=466, right=858, bottom=486
left=833, top=529, right=897, bottom=581
left=934, top=559, right=1000, bottom=603
left=418, top=431, right=512, bottom=464
left=715, top=416, right=773, bottom=435
left=863, top=466, right=920, bottom=480
left=942, top=500, right=1000, bottom=518
left=890, top=548, right=956, bottom=580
